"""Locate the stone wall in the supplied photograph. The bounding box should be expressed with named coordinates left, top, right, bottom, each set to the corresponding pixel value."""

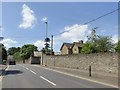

left=43, top=53, right=118, bottom=74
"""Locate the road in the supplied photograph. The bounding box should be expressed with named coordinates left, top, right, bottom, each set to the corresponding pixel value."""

left=1, top=64, right=118, bottom=88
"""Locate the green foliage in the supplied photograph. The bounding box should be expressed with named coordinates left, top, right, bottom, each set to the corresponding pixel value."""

left=2, top=45, right=7, bottom=60
left=8, top=47, right=20, bottom=55
left=42, top=42, right=51, bottom=54
left=81, top=42, right=93, bottom=54
left=13, top=52, right=22, bottom=61
left=82, top=35, right=114, bottom=54
left=115, top=41, right=120, bottom=52
left=41, top=48, right=45, bottom=54
left=86, top=28, right=114, bottom=53
left=87, top=27, right=98, bottom=42
left=0, top=44, right=7, bottom=62
left=20, top=44, right=38, bottom=60
left=10, top=44, right=38, bottom=63
left=94, top=36, right=113, bottom=52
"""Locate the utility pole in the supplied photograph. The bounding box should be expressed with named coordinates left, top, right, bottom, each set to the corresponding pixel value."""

left=45, top=21, right=48, bottom=54
left=51, top=35, right=53, bottom=54
left=0, top=26, right=4, bottom=41
left=0, top=26, right=4, bottom=65
left=44, top=21, right=50, bottom=55
left=45, top=22, right=48, bottom=39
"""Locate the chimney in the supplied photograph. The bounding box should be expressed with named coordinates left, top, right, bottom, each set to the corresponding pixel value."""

left=79, top=40, right=83, bottom=44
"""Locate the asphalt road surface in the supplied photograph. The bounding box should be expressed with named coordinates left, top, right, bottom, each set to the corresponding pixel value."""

left=1, top=64, right=118, bottom=88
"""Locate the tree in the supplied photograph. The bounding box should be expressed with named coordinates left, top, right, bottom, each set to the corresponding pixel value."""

left=115, top=41, right=120, bottom=52
left=81, top=42, right=93, bottom=54
left=8, top=47, right=20, bottom=55
left=87, top=27, right=98, bottom=42
left=44, top=37, right=51, bottom=54
left=94, top=36, right=114, bottom=52
left=41, top=48, right=45, bottom=54
left=13, top=52, right=22, bottom=61
left=20, top=44, right=38, bottom=63
left=86, top=28, right=114, bottom=53
left=0, top=44, right=7, bottom=63
left=2, top=46, right=7, bottom=60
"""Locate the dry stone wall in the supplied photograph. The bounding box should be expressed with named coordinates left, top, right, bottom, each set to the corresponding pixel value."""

left=43, top=53, right=118, bottom=74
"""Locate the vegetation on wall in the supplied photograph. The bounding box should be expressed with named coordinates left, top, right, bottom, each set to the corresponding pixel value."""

left=81, top=28, right=116, bottom=54
left=115, top=41, right=120, bottom=52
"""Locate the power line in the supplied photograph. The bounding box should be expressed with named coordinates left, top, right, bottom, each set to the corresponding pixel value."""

left=2, top=8, right=119, bottom=41
left=83, top=8, right=119, bottom=25
left=53, top=8, right=119, bottom=36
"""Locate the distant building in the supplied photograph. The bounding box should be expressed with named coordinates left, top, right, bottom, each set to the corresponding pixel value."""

left=54, top=52, right=61, bottom=55
left=34, top=51, right=42, bottom=57
left=60, top=43, right=73, bottom=55
left=72, top=40, right=83, bottom=54
left=30, top=51, right=42, bottom=64
left=60, top=40, right=83, bottom=55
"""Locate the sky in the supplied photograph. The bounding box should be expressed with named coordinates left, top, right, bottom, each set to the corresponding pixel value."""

left=0, top=2, right=118, bottom=52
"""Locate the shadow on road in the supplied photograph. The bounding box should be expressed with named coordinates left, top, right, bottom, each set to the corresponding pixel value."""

left=3, top=70, right=23, bottom=76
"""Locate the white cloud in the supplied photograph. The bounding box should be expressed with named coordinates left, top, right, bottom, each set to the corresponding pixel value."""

left=54, top=24, right=89, bottom=43
left=112, top=34, right=118, bottom=43
left=41, top=17, right=47, bottom=22
left=53, top=24, right=90, bottom=51
left=34, top=40, right=45, bottom=50
left=0, top=38, right=18, bottom=49
left=19, top=4, right=37, bottom=29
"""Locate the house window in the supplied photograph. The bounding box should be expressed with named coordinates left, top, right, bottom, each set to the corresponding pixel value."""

left=74, top=48, right=77, bottom=53
left=74, top=48, right=76, bottom=51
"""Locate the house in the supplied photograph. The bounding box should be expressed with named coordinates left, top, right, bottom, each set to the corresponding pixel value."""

left=60, top=40, right=83, bottom=55
left=60, top=43, right=73, bottom=55
left=34, top=51, right=42, bottom=57
left=30, top=51, right=42, bottom=64
left=72, top=40, right=83, bottom=54
left=54, top=52, right=61, bottom=55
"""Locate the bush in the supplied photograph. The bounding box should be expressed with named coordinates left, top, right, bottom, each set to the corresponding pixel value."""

left=115, top=41, right=120, bottom=52
left=81, top=42, right=93, bottom=54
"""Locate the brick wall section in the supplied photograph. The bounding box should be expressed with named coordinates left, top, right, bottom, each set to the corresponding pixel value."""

left=43, top=53, right=118, bottom=74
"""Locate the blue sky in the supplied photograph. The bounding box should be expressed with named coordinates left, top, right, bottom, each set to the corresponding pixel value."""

left=1, top=2, right=118, bottom=52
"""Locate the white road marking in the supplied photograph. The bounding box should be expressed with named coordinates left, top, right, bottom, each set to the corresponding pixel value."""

left=5, top=65, right=9, bottom=71
left=21, top=65, right=36, bottom=74
left=0, top=77, right=2, bottom=82
left=25, top=67, right=29, bottom=70
left=30, top=70, right=36, bottom=74
left=40, top=76, right=56, bottom=86
left=22, top=65, right=56, bottom=86
left=21, top=65, right=29, bottom=70
left=37, top=66, right=118, bottom=88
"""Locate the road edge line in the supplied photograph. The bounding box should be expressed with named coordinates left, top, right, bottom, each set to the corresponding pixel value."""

left=36, top=65, right=118, bottom=88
